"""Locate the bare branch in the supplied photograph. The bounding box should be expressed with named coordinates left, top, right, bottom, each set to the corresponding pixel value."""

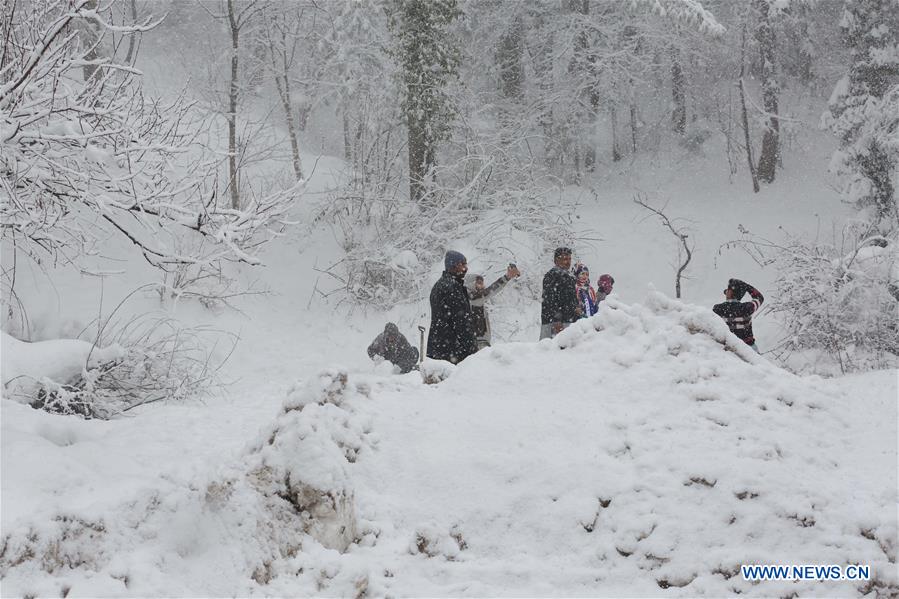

left=633, top=194, right=694, bottom=299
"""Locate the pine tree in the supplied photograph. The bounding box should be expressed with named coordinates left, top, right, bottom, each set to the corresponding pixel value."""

left=825, top=0, right=899, bottom=230
left=389, top=0, right=462, bottom=205
left=755, top=0, right=780, bottom=183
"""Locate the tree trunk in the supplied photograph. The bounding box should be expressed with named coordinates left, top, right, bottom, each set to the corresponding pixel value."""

left=671, top=51, right=686, bottom=135
left=497, top=15, right=524, bottom=102
left=273, top=72, right=303, bottom=182
left=270, top=30, right=303, bottom=182
left=124, top=0, right=139, bottom=65
left=497, top=14, right=524, bottom=149
left=408, top=116, right=426, bottom=204
left=630, top=103, right=638, bottom=153
left=610, top=105, right=621, bottom=162
left=571, top=0, right=598, bottom=172
left=354, top=119, right=365, bottom=176
left=80, top=0, right=101, bottom=81
left=390, top=0, right=460, bottom=206
left=296, top=104, right=311, bottom=132
left=342, top=111, right=353, bottom=163
left=755, top=0, right=779, bottom=183
left=537, top=31, right=555, bottom=167
left=739, top=24, right=759, bottom=193
left=530, top=8, right=555, bottom=168
left=227, top=0, right=240, bottom=210
left=739, top=77, right=760, bottom=194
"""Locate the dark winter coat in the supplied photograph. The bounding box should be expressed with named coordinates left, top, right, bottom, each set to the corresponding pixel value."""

left=368, top=323, right=419, bottom=373
left=541, top=266, right=578, bottom=325
left=427, top=271, right=478, bottom=363
left=713, top=284, right=765, bottom=345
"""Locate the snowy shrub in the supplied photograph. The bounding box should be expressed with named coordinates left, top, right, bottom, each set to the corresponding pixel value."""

left=680, top=127, right=714, bottom=154
left=765, top=226, right=898, bottom=373
left=0, top=0, right=298, bottom=335
left=0, top=1, right=296, bottom=270
left=4, top=314, right=234, bottom=419
left=318, top=137, right=588, bottom=308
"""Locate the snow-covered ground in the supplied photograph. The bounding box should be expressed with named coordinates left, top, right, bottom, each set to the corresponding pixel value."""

left=1, top=291, right=896, bottom=597
left=2, top=117, right=897, bottom=597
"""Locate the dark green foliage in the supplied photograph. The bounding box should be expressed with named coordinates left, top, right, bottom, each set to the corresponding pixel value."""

left=388, top=0, right=462, bottom=205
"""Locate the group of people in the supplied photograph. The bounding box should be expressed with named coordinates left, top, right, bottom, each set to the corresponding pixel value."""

left=539, top=247, right=614, bottom=340
left=368, top=247, right=764, bottom=372
left=425, top=250, right=521, bottom=364
left=366, top=250, right=521, bottom=372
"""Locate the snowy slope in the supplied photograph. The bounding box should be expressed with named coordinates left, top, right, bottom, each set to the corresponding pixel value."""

left=2, top=292, right=895, bottom=597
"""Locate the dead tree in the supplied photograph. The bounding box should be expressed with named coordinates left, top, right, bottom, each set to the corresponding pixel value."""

left=634, top=195, right=694, bottom=299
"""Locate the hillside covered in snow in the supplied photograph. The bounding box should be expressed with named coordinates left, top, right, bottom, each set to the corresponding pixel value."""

left=1, top=293, right=895, bottom=597
left=3, top=0, right=899, bottom=596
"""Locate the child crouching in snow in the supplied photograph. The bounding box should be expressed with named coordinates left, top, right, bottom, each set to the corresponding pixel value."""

left=574, top=264, right=598, bottom=318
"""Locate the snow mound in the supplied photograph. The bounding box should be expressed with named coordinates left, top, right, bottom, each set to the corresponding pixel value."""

left=244, top=368, right=369, bottom=555
left=1, top=332, right=124, bottom=400
left=0, top=368, right=374, bottom=596
left=342, top=292, right=897, bottom=597
left=0, top=293, right=894, bottom=596
left=420, top=357, right=456, bottom=384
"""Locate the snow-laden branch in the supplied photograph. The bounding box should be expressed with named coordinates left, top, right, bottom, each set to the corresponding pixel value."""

left=630, top=0, right=726, bottom=37
left=1, top=0, right=299, bottom=271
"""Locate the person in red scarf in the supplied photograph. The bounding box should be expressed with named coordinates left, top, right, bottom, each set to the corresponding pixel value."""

left=574, top=263, right=598, bottom=318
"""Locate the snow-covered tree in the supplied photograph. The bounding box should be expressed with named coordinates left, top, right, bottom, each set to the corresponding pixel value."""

left=388, top=0, right=462, bottom=205
left=0, top=0, right=297, bottom=271
left=258, top=2, right=313, bottom=183
left=754, top=0, right=780, bottom=183
left=824, top=0, right=899, bottom=232
left=766, top=225, right=898, bottom=372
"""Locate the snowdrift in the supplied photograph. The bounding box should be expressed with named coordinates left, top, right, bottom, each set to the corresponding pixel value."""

left=1, top=292, right=895, bottom=597
left=1, top=332, right=124, bottom=400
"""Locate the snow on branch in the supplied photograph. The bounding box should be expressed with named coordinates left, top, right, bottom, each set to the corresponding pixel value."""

left=631, top=0, right=726, bottom=37
left=1, top=0, right=298, bottom=270
left=634, top=194, right=695, bottom=299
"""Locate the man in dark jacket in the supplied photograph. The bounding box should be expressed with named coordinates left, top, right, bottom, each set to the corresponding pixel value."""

left=540, top=247, right=580, bottom=339
left=712, top=278, right=765, bottom=351
left=427, top=251, right=478, bottom=363
left=367, top=322, right=419, bottom=373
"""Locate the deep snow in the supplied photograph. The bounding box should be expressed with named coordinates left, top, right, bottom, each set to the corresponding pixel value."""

left=1, top=292, right=896, bottom=597
left=2, top=84, right=897, bottom=597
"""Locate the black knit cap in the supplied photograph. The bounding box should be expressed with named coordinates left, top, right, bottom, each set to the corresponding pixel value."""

left=554, top=247, right=572, bottom=259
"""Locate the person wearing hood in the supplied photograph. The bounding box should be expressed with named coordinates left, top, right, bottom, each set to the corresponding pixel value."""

left=573, top=263, right=598, bottom=318
left=427, top=251, right=478, bottom=364
left=465, top=263, right=521, bottom=350
left=712, top=278, right=765, bottom=351
left=367, top=322, right=419, bottom=373
left=596, top=274, right=615, bottom=303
